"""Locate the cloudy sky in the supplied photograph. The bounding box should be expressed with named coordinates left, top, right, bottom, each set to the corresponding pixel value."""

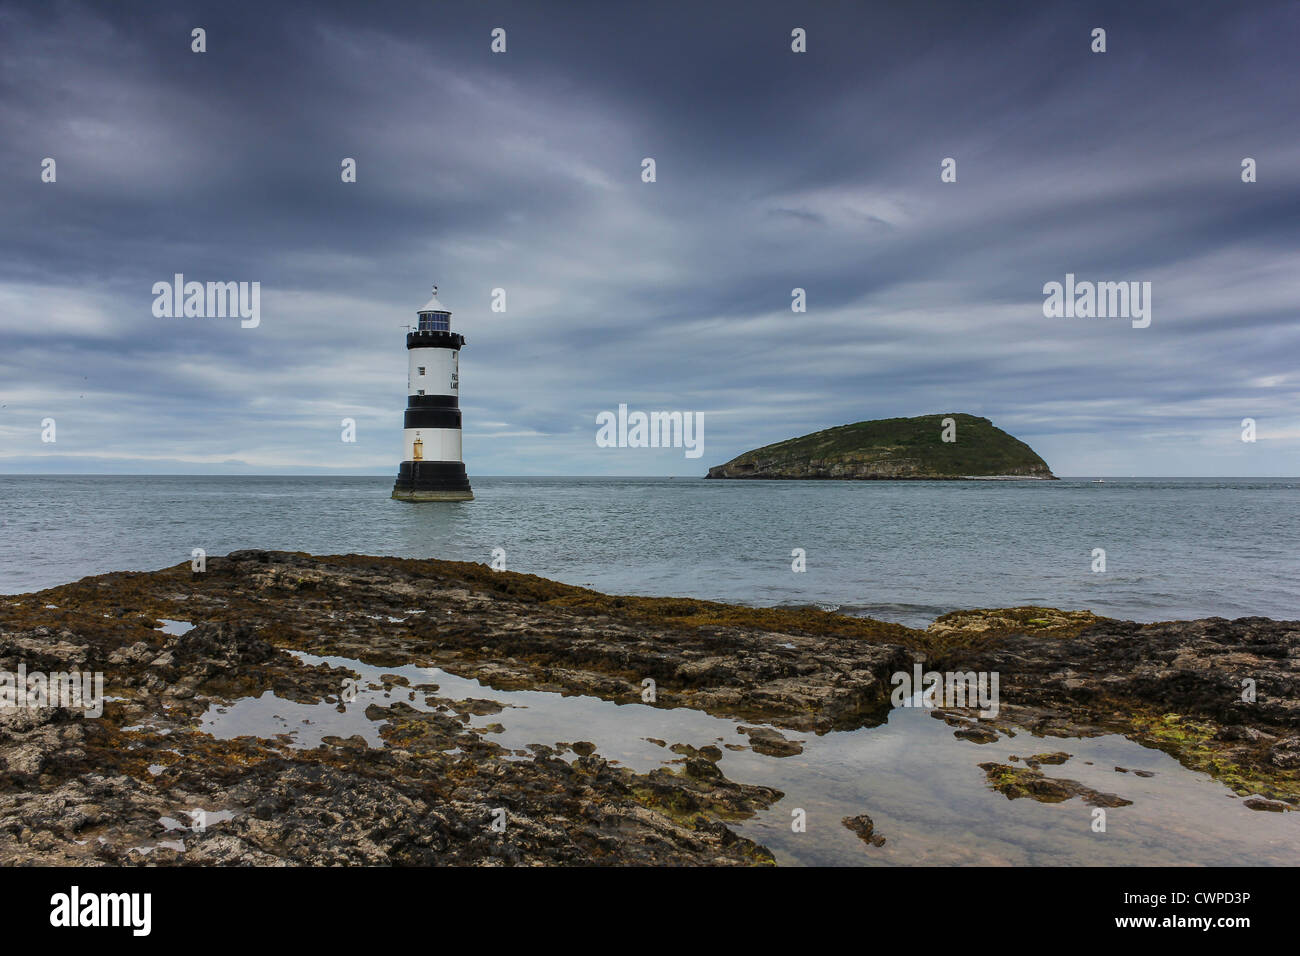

left=1, top=0, right=1297, bottom=476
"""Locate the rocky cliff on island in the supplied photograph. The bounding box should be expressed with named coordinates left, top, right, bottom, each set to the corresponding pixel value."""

left=706, top=413, right=1056, bottom=480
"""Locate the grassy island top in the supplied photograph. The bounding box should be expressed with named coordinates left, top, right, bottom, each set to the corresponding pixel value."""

left=707, top=413, right=1055, bottom=479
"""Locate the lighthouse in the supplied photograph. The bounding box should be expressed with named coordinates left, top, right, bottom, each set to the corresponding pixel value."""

left=391, top=285, right=474, bottom=501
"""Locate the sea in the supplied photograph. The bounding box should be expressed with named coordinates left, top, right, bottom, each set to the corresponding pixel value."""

left=1, top=475, right=1297, bottom=624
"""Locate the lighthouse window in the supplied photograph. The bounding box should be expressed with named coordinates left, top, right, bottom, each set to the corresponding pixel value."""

left=417, top=366, right=426, bottom=375
left=417, top=389, right=425, bottom=395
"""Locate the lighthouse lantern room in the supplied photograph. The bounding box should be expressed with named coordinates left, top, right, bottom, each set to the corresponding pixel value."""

left=391, top=285, right=474, bottom=501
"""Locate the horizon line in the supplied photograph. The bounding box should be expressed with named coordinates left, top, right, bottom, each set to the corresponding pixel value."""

left=2, top=473, right=1297, bottom=480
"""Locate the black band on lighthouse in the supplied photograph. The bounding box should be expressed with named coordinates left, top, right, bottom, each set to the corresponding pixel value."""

left=394, top=462, right=472, bottom=494
left=403, top=407, right=462, bottom=429
left=406, top=330, right=464, bottom=351
left=406, top=394, right=458, bottom=408
left=397, top=461, right=470, bottom=480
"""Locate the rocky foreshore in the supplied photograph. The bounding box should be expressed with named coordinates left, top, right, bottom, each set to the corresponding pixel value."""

left=1, top=551, right=1296, bottom=865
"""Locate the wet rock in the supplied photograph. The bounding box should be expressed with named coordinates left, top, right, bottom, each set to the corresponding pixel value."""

left=684, top=758, right=723, bottom=781
left=953, top=725, right=999, bottom=744
left=738, top=726, right=803, bottom=757
left=952, top=615, right=1300, bottom=806
left=1268, top=737, right=1300, bottom=770
left=1113, top=765, right=1153, bottom=777
left=1243, top=798, right=1290, bottom=812
left=454, top=698, right=504, bottom=717
left=669, top=743, right=722, bottom=762
left=1215, top=725, right=1271, bottom=743
left=979, top=762, right=1133, bottom=808
left=1029, top=752, right=1071, bottom=766
left=169, top=620, right=276, bottom=668
left=108, top=642, right=155, bottom=666
left=842, top=813, right=886, bottom=847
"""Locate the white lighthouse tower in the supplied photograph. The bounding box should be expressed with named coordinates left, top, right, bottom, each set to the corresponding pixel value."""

left=391, top=285, right=474, bottom=501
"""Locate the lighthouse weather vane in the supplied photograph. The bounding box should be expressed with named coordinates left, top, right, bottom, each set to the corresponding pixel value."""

left=390, top=284, right=474, bottom=501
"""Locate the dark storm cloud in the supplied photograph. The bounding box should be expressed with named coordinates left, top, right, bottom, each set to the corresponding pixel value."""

left=1, top=0, right=1297, bottom=476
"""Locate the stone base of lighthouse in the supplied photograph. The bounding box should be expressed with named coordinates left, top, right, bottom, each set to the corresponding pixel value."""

left=391, top=461, right=474, bottom=502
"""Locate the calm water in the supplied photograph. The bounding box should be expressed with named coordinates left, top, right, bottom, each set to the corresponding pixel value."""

left=195, top=649, right=1299, bottom=866
left=1, top=475, right=1297, bottom=624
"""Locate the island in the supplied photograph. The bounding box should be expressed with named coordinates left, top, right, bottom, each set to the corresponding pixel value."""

left=705, top=413, right=1056, bottom=480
